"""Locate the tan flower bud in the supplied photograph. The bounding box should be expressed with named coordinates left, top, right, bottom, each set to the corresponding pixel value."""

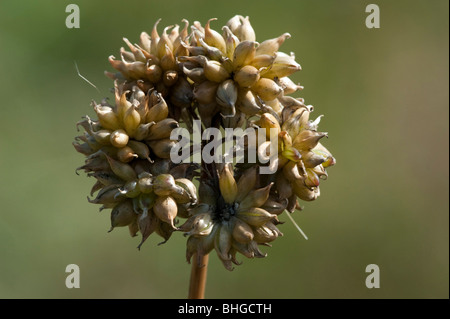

left=201, top=57, right=230, bottom=83
left=134, top=122, right=154, bottom=141
left=193, top=81, right=219, bottom=104
left=232, top=218, right=254, bottom=244
left=237, top=207, right=276, bottom=227
left=232, top=40, right=256, bottom=69
left=117, top=146, right=138, bottom=163
left=237, top=16, right=256, bottom=42
left=123, top=106, right=141, bottom=137
left=127, top=140, right=152, bottom=162
left=260, top=52, right=301, bottom=78
left=110, top=129, right=129, bottom=148
left=222, top=26, right=240, bottom=60
left=216, top=79, right=238, bottom=117
left=147, top=118, right=179, bottom=140
left=204, top=18, right=227, bottom=54
left=239, top=183, right=273, bottom=212
left=146, top=92, right=169, bottom=123
left=110, top=200, right=136, bottom=229
left=250, top=54, right=276, bottom=69
left=93, top=104, right=120, bottom=131
left=251, top=78, right=283, bottom=101
left=219, top=163, right=238, bottom=204
left=154, top=196, right=178, bottom=229
left=105, top=154, right=137, bottom=181
left=234, top=65, right=260, bottom=87
left=293, top=130, right=328, bottom=151
left=256, top=32, right=291, bottom=56
left=145, top=63, right=163, bottom=83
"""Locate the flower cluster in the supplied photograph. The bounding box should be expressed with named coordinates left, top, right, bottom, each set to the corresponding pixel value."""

left=74, top=15, right=335, bottom=270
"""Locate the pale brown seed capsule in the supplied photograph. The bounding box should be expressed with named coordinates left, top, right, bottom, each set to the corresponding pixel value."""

left=237, top=89, right=261, bottom=116
left=110, top=201, right=136, bottom=229
left=219, top=163, right=238, bottom=204
left=292, top=179, right=318, bottom=201
left=226, top=15, right=243, bottom=34
left=250, top=54, right=276, bottom=69
left=251, top=78, right=283, bottom=101
left=156, top=26, right=174, bottom=60
left=183, top=65, right=206, bottom=83
left=222, top=26, right=240, bottom=60
left=232, top=41, right=256, bottom=70
left=278, top=77, right=303, bottom=94
left=253, top=224, right=278, bottom=243
left=87, top=184, right=122, bottom=206
left=123, top=38, right=146, bottom=62
left=145, top=62, right=163, bottom=83
left=235, top=166, right=258, bottom=202
left=153, top=196, right=178, bottom=229
left=137, top=210, right=157, bottom=249
left=117, top=146, right=138, bottom=163
left=282, top=161, right=303, bottom=182
left=134, top=123, right=154, bottom=141
left=238, top=183, right=273, bottom=212
left=302, top=151, right=326, bottom=168
left=147, top=118, right=179, bottom=140
left=137, top=174, right=153, bottom=194
left=193, top=81, right=219, bottom=104
left=175, top=178, right=198, bottom=204
left=304, top=169, right=320, bottom=188
left=93, top=104, right=120, bottom=131
left=150, top=19, right=161, bottom=56
left=216, top=79, right=238, bottom=114
left=256, top=33, right=291, bottom=56
left=197, top=102, right=218, bottom=127
left=139, top=31, right=151, bottom=52
left=91, top=130, right=112, bottom=145
left=146, top=92, right=169, bottom=123
left=148, top=139, right=176, bottom=159
left=110, top=129, right=129, bottom=148
left=105, top=155, right=137, bottom=181
left=123, top=106, right=141, bottom=137
left=116, top=90, right=132, bottom=121
left=201, top=57, right=230, bottom=83
left=127, top=140, right=152, bottom=162
left=170, top=77, right=194, bottom=108
left=262, top=197, right=288, bottom=215
left=234, top=65, right=260, bottom=88
left=204, top=18, right=227, bottom=54
left=198, top=37, right=224, bottom=61
left=163, top=70, right=179, bottom=87
left=237, top=207, right=276, bottom=227
left=276, top=172, right=293, bottom=199
left=260, top=52, right=301, bottom=78
left=232, top=217, right=254, bottom=244
left=255, top=113, right=281, bottom=139
left=215, top=223, right=232, bottom=261
left=293, top=130, right=328, bottom=151
left=238, top=16, right=256, bottom=42
left=160, top=44, right=177, bottom=71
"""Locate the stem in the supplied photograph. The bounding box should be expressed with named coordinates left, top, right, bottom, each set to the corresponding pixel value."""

left=188, top=253, right=209, bottom=299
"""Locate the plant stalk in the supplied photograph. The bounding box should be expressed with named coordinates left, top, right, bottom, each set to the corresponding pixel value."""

left=188, top=253, right=209, bottom=299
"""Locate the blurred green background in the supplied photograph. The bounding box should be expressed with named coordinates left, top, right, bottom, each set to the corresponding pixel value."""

left=0, top=0, right=448, bottom=299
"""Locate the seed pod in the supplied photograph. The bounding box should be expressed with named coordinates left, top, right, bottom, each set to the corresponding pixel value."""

left=117, top=146, right=138, bottom=163
left=147, top=118, right=179, bottom=140
left=302, top=150, right=326, bottom=168
left=253, top=224, right=278, bottom=243
left=237, top=207, right=276, bottom=227
left=198, top=182, right=218, bottom=206
left=93, top=104, right=120, bottom=131
left=198, top=37, right=223, bottom=61
left=123, top=106, right=140, bottom=138
left=160, top=44, right=177, bottom=71
left=282, top=145, right=302, bottom=163
left=110, top=129, right=129, bottom=148
left=216, top=79, right=238, bottom=111
left=175, top=178, right=198, bottom=204
left=145, top=63, right=163, bottom=83
left=134, top=122, right=154, bottom=141
left=146, top=92, right=169, bottom=123
left=170, top=77, right=193, bottom=108
left=255, top=113, right=281, bottom=139
left=292, top=179, right=318, bottom=201
left=215, top=223, right=232, bottom=261
left=262, top=197, right=287, bottom=215
left=238, top=16, right=256, bottom=42
left=250, top=54, right=276, bottom=69
left=222, top=26, right=240, bottom=60
left=204, top=18, right=227, bottom=54
left=237, top=89, right=261, bottom=116
left=137, top=174, right=153, bottom=194
left=105, top=155, right=137, bottom=181
left=137, top=210, right=158, bottom=249
left=183, top=65, right=206, bottom=83
left=202, top=58, right=230, bottom=83
left=235, top=166, right=258, bottom=202
left=156, top=26, right=174, bottom=60
left=305, top=168, right=320, bottom=188
left=91, top=130, right=112, bottom=145
left=110, top=200, right=136, bottom=229
left=153, top=196, right=178, bottom=229
left=256, top=32, right=291, bottom=56
left=251, top=78, right=283, bottom=101
left=293, top=130, right=328, bottom=151
left=278, top=77, right=303, bottom=94
left=260, top=52, right=301, bottom=78
left=87, top=184, right=122, bottom=206
left=118, top=180, right=140, bottom=198
left=127, top=140, right=152, bottom=162
left=239, top=183, right=273, bottom=212
left=233, top=41, right=256, bottom=69
left=232, top=218, right=254, bottom=243
left=153, top=174, right=181, bottom=196
left=282, top=161, right=303, bottom=182
left=218, top=163, right=238, bottom=204
left=194, top=81, right=219, bottom=104
left=162, top=70, right=178, bottom=87
left=226, top=15, right=243, bottom=34
left=276, top=172, right=293, bottom=199
left=234, top=65, right=260, bottom=88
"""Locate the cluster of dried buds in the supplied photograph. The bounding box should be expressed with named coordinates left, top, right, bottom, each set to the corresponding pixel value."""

left=74, top=15, right=335, bottom=270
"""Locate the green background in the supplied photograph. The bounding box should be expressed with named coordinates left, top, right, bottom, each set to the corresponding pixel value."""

left=0, top=0, right=448, bottom=298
